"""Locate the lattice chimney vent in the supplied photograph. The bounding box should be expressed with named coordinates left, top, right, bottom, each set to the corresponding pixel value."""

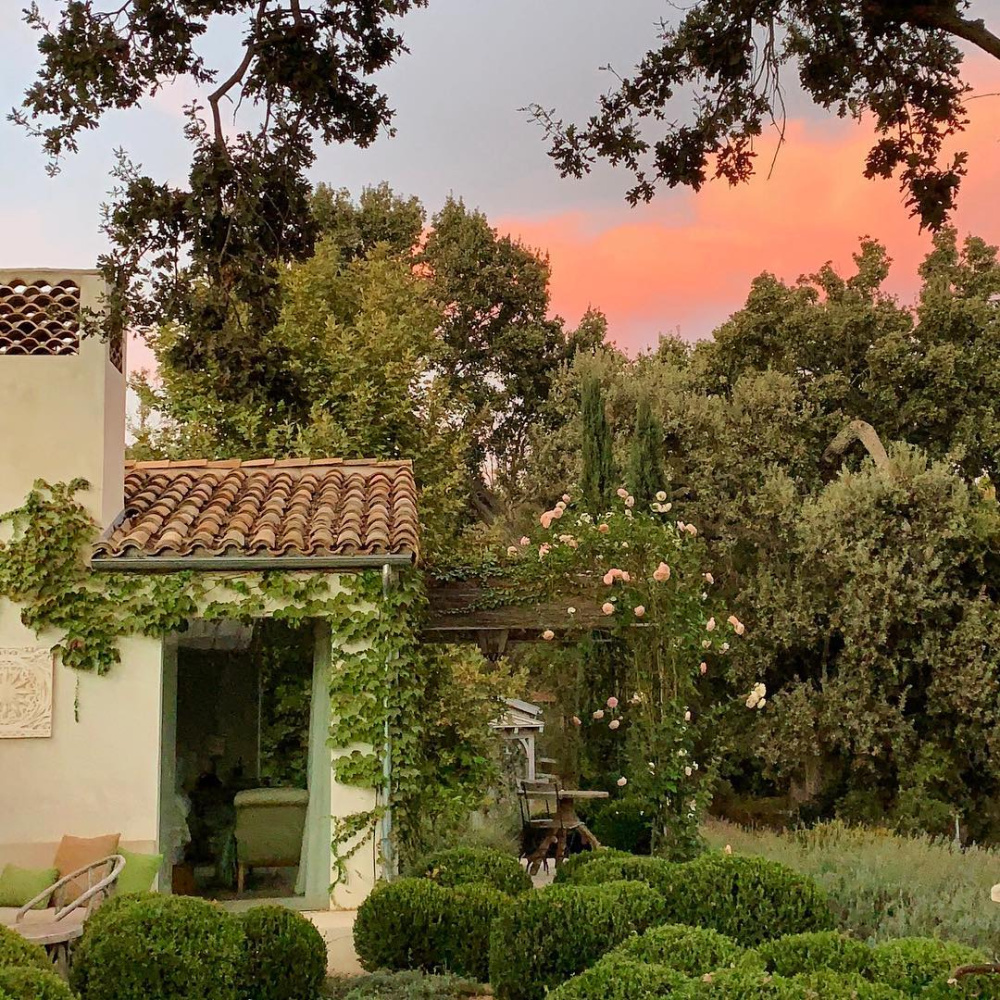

left=0, top=278, right=81, bottom=356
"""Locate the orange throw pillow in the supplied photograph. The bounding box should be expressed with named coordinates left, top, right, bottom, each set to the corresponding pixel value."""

left=53, top=834, right=121, bottom=905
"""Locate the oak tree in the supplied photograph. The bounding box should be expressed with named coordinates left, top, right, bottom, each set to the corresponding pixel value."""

left=531, top=0, right=1000, bottom=228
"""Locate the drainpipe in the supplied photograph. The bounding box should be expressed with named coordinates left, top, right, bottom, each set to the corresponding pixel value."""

left=381, top=563, right=396, bottom=880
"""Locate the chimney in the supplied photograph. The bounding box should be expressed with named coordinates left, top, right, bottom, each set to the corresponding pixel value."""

left=0, top=270, right=125, bottom=530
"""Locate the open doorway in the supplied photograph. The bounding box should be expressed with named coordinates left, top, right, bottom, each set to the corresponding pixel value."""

left=160, top=619, right=329, bottom=907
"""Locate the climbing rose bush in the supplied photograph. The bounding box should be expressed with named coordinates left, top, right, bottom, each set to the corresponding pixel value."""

left=498, top=489, right=753, bottom=857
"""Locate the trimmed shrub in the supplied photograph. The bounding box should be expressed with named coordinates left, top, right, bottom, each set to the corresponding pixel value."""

left=789, top=971, right=905, bottom=999
left=326, top=970, right=489, bottom=999
left=753, top=931, right=873, bottom=977
left=694, top=967, right=902, bottom=998
left=693, top=967, right=792, bottom=998
left=354, top=879, right=506, bottom=981
left=411, top=847, right=532, bottom=896
left=0, top=966, right=76, bottom=1000
left=570, top=853, right=682, bottom=896
left=0, top=926, right=48, bottom=972
left=551, top=848, right=633, bottom=885
left=590, top=799, right=653, bottom=855
left=70, top=893, right=244, bottom=1000
left=922, top=973, right=1000, bottom=999
left=867, top=938, right=989, bottom=996
left=570, top=851, right=832, bottom=946
left=615, top=923, right=745, bottom=977
left=488, top=880, right=668, bottom=1000
left=548, top=953, right=694, bottom=999
left=671, top=853, right=835, bottom=946
left=238, top=905, right=327, bottom=1000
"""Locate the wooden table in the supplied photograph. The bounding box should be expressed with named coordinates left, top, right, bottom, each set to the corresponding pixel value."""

left=523, top=788, right=609, bottom=873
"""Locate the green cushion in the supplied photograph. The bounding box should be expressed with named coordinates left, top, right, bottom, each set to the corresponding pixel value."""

left=117, top=850, right=162, bottom=895
left=0, top=865, right=58, bottom=909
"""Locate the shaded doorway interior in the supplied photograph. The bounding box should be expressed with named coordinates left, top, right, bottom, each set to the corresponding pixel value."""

left=162, top=619, right=325, bottom=906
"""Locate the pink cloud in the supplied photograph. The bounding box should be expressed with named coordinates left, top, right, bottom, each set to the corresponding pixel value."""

left=498, top=85, right=1000, bottom=353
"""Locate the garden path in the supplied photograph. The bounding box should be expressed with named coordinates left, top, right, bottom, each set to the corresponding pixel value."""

left=308, top=910, right=363, bottom=976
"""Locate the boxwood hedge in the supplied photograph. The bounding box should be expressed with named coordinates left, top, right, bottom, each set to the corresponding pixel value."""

left=354, top=878, right=507, bottom=981
left=410, top=847, right=532, bottom=896
left=488, top=881, right=668, bottom=1000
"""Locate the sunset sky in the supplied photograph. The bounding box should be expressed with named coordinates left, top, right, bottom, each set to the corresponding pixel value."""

left=1, top=1, right=997, bottom=368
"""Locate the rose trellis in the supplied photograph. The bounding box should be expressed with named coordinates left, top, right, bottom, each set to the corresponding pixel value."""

left=493, top=487, right=763, bottom=857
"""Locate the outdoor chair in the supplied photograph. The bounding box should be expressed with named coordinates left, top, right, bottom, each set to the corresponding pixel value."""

left=517, top=778, right=562, bottom=870
left=2, top=855, right=125, bottom=976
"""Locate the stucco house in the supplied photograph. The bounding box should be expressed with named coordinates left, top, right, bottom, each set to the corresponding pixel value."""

left=0, top=270, right=419, bottom=911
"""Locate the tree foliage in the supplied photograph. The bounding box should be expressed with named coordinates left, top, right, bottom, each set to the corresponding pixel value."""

left=580, top=373, right=616, bottom=516
left=530, top=0, right=1000, bottom=228
left=132, top=237, right=468, bottom=554
left=627, top=395, right=664, bottom=507
left=12, top=1, right=427, bottom=354
left=523, top=229, right=1000, bottom=839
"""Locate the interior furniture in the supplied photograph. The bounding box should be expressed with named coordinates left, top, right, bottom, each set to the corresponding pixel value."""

left=233, top=787, right=309, bottom=894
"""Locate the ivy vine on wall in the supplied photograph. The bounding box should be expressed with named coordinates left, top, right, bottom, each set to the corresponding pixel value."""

left=0, top=479, right=425, bottom=880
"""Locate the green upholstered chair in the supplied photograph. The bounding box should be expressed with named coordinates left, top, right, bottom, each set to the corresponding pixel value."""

left=233, top=788, right=309, bottom=893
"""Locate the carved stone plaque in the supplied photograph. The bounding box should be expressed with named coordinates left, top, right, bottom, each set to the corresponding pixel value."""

left=0, top=648, right=54, bottom=738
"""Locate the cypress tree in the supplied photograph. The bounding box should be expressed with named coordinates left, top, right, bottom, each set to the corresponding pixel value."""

left=580, top=374, right=615, bottom=515
left=627, top=394, right=663, bottom=506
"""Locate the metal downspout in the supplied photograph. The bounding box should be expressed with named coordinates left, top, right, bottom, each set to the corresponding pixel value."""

left=381, top=562, right=396, bottom=880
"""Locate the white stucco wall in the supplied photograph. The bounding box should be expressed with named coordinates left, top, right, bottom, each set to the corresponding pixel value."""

left=0, top=270, right=124, bottom=530
left=0, top=603, right=164, bottom=867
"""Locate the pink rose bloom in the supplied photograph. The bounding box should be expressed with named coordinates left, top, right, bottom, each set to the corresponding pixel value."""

left=571, top=716, right=582, bottom=726
left=598, top=523, right=610, bottom=534
left=686, top=523, right=698, bottom=536
left=552, top=507, right=563, bottom=519
left=542, top=629, right=555, bottom=641
left=625, top=495, right=635, bottom=508
left=700, top=662, right=708, bottom=675
left=617, top=488, right=629, bottom=499
left=606, top=696, right=619, bottom=709
left=603, top=570, right=616, bottom=586
left=520, top=536, right=530, bottom=546
left=677, top=520, right=686, bottom=532
left=539, top=543, right=551, bottom=559
left=617, top=776, right=628, bottom=787
left=653, top=562, right=671, bottom=582
left=540, top=510, right=554, bottom=529
left=621, top=571, right=631, bottom=583
left=567, top=538, right=579, bottom=548
left=706, top=617, right=717, bottom=631
left=609, top=719, right=621, bottom=730
left=735, top=622, right=746, bottom=635
left=602, top=602, right=615, bottom=615
left=704, top=572, right=715, bottom=584
left=593, top=709, right=605, bottom=720
left=562, top=494, right=572, bottom=503
left=634, top=605, right=646, bottom=618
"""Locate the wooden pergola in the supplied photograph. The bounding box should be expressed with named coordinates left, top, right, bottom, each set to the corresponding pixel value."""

left=422, top=578, right=606, bottom=659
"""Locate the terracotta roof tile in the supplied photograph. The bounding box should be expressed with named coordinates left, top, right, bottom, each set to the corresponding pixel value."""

left=95, top=459, right=419, bottom=563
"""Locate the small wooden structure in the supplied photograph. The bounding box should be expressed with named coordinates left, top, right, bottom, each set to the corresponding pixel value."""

left=490, top=698, right=545, bottom=781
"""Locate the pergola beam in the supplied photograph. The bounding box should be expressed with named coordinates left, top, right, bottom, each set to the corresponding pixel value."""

left=423, top=579, right=607, bottom=641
